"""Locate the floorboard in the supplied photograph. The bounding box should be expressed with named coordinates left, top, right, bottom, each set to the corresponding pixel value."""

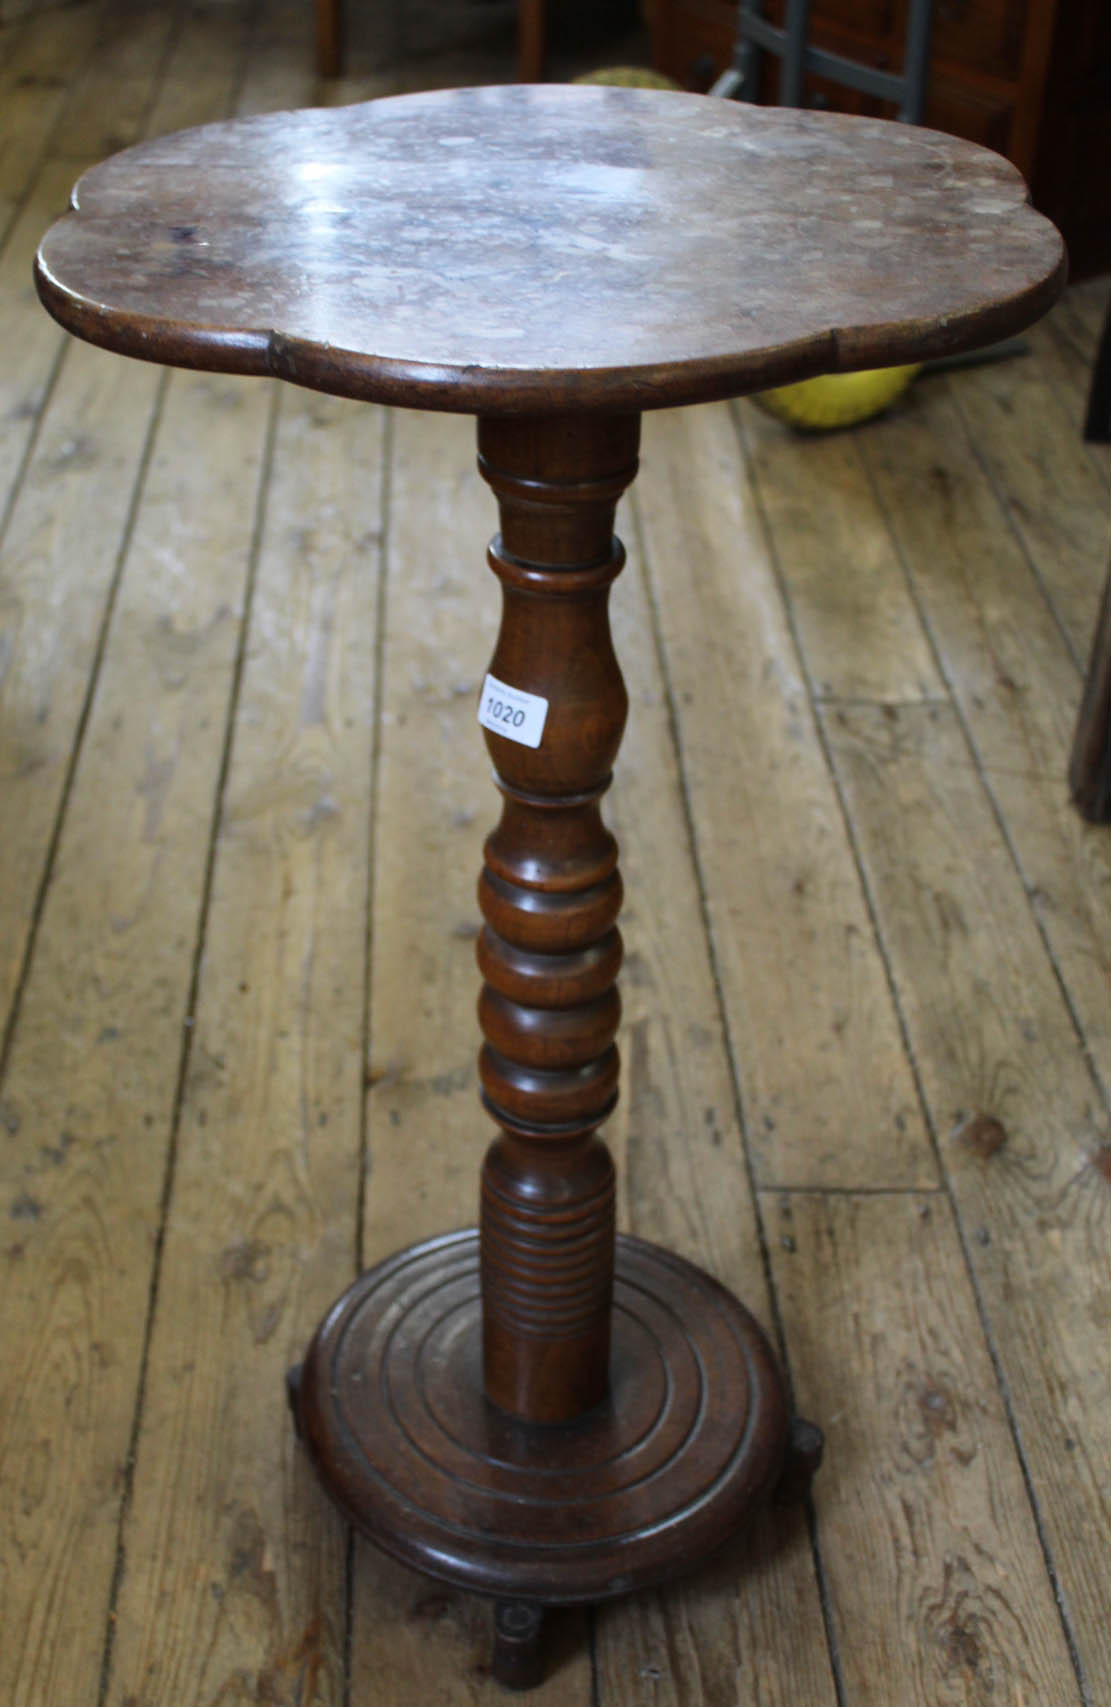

left=636, top=405, right=936, bottom=1192
left=102, top=386, right=381, bottom=1707
left=823, top=700, right=1110, bottom=1701
left=768, top=1190, right=1084, bottom=1707
left=863, top=377, right=1111, bottom=1108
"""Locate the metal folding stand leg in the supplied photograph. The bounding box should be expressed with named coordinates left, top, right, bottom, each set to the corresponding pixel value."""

left=712, top=0, right=934, bottom=124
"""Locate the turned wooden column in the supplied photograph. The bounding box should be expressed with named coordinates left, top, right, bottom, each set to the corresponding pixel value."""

left=475, top=413, right=639, bottom=1422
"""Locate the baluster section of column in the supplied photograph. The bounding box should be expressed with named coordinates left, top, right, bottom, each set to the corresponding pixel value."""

left=475, top=413, right=640, bottom=1424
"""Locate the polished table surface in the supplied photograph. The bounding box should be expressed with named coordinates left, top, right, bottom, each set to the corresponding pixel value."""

left=35, top=84, right=1064, bottom=415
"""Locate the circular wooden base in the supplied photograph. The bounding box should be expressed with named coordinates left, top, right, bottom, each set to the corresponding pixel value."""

left=295, top=1230, right=790, bottom=1606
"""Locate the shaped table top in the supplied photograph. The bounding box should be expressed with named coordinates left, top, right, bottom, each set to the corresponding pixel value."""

left=35, top=84, right=1065, bottom=416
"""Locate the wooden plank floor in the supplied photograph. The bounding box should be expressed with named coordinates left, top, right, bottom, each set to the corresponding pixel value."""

left=1, top=4, right=1108, bottom=1704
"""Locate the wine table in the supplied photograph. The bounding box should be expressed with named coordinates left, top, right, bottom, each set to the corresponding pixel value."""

left=36, top=84, right=1064, bottom=1689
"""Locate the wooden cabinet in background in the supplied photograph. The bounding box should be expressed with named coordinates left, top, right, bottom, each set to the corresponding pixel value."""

left=648, top=0, right=1111, bottom=275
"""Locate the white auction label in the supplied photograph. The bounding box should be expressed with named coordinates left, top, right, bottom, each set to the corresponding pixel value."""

left=477, top=672, right=549, bottom=749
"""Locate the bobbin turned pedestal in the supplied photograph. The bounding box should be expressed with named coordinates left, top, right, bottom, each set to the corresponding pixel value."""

left=35, top=81, right=1064, bottom=1692
left=475, top=414, right=635, bottom=1426
left=291, top=414, right=808, bottom=1683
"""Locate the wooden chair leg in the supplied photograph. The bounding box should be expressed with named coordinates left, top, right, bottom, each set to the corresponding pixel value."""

left=1069, top=561, right=1111, bottom=822
left=518, top=0, right=545, bottom=82
left=316, top=0, right=342, bottom=78
left=492, top=1601, right=545, bottom=1690
left=1084, top=292, right=1111, bottom=443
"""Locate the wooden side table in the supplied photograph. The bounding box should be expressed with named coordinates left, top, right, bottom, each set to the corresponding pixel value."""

left=35, top=85, right=1064, bottom=1689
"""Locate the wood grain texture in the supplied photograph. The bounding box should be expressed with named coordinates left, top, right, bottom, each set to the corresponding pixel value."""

left=102, top=386, right=384, bottom=1707
left=737, top=401, right=945, bottom=704
left=47, top=0, right=180, bottom=164
left=237, top=0, right=322, bottom=118
left=1056, top=275, right=1111, bottom=360
left=0, top=0, right=100, bottom=238
left=95, top=35, right=341, bottom=1699
left=0, top=367, right=272, bottom=1706
left=140, top=0, right=255, bottom=141
left=0, top=338, right=161, bottom=1031
left=767, top=1191, right=1084, bottom=1707
left=591, top=496, right=836, bottom=1707
left=634, top=404, right=935, bottom=1190
left=861, top=378, right=1111, bottom=1110
left=0, top=0, right=295, bottom=1047
left=35, top=87, right=1065, bottom=415
left=822, top=701, right=1111, bottom=1703
left=2, top=47, right=270, bottom=1695
left=0, top=164, right=74, bottom=513
left=941, top=324, right=1111, bottom=668
left=1051, top=279, right=1111, bottom=480
left=359, top=408, right=495, bottom=1261
left=1023, top=295, right=1111, bottom=437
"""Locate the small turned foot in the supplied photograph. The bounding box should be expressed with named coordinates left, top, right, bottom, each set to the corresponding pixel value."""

left=773, top=1416, right=825, bottom=1505
left=492, top=1600, right=545, bottom=1690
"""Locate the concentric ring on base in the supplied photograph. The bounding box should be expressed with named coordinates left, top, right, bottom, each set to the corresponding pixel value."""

left=296, top=1230, right=788, bottom=1605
